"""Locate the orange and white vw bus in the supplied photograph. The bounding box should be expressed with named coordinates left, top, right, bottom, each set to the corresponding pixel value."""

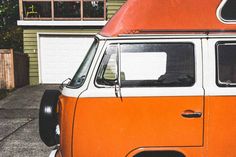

left=39, top=0, right=236, bottom=156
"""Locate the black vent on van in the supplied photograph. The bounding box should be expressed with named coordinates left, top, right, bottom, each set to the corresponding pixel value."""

left=220, top=0, right=236, bottom=21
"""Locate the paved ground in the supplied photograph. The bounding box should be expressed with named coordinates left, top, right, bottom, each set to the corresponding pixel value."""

left=0, top=85, right=59, bottom=157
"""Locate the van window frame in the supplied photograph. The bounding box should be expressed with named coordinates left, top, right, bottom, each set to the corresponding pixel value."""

left=216, top=41, right=236, bottom=87
left=95, top=41, right=196, bottom=88
left=217, top=0, right=236, bottom=23
left=67, top=38, right=99, bottom=89
left=95, top=44, right=119, bottom=88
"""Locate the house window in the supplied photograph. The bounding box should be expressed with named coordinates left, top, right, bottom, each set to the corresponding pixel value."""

left=21, top=0, right=106, bottom=20
left=216, top=42, right=236, bottom=87
left=54, top=1, right=81, bottom=18
left=23, top=1, right=51, bottom=18
left=83, top=0, right=104, bottom=19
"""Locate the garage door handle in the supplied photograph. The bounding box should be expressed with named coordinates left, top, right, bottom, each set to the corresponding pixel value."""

left=181, top=110, right=202, bottom=118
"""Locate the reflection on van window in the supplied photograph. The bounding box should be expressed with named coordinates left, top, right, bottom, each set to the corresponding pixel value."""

left=217, top=42, right=236, bottom=86
left=103, top=53, right=117, bottom=80
left=121, top=52, right=167, bottom=80
left=120, top=43, right=195, bottom=87
left=96, top=45, right=118, bottom=86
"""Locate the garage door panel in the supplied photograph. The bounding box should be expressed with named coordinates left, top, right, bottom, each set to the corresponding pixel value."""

left=39, top=36, right=94, bottom=84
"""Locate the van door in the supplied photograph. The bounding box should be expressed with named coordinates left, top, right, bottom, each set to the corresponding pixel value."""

left=203, top=38, right=236, bottom=157
left=74, top=39, right=204, bottom=156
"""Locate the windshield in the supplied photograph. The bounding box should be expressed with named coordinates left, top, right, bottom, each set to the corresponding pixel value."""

left=67, top=38, right=99, bottom=88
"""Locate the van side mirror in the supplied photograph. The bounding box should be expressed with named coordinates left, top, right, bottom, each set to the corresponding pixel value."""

left=59, top=78, right=71, bottom=90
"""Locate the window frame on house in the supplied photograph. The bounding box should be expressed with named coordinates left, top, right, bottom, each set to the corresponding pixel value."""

left=19, top=0, right=107, bottom=21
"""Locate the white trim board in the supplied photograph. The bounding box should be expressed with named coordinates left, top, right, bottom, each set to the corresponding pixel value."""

left=17, top=20, right=107, bottom=26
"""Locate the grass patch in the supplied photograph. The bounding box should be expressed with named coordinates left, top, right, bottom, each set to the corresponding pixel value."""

left=0, top=89, right=8, bottom=100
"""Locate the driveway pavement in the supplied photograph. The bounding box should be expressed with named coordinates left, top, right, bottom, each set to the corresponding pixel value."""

left=0, top=85, right=59, bottom=157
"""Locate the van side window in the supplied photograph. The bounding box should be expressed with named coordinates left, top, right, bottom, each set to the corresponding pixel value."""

left=120, top=43, right=195, bottom=87
left=220, top=0, right=236, bottom=21
left=216, top=42, right=236, bottom=87
left=96, top=45, right=118, bottom=86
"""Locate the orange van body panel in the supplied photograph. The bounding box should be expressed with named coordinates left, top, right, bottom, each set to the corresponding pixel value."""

left=58, top=95, right=236, bottom=156
left=58, top=95, right=77, bottom=157
left=204, top=96, right=236, bottom=157
left=55, top=1, right=236, bottom=155
left=72, top=96, right=203, bottom=157
left=100, top=0, right=236, bottom=37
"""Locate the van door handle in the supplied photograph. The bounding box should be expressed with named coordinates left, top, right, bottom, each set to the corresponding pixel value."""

left=181, top=110, right=202, bottom=118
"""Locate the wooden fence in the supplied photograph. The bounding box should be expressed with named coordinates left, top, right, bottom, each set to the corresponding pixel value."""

left=0, top=49, right=29, bottom=89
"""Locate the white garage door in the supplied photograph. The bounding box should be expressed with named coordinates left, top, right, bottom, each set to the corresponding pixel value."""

left=39, top=35, right=94, bottom=84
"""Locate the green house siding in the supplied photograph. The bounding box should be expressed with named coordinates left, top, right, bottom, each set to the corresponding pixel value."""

left=107, top=0, right=126, bottom=19
left=23, top=0, right=126, bottom=85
